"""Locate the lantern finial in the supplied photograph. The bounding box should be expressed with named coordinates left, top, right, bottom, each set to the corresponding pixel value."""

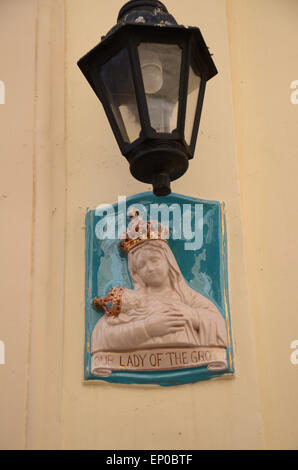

left=118, top=0, right=168, bottom=21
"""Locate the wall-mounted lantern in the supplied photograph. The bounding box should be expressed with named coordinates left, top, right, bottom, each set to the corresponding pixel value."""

left=78, top=0, right=217, bottom=196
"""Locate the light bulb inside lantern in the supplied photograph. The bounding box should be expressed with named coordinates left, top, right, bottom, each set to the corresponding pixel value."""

left=141, top=60, right=163, bottom=95
left=139, top=43, right=181, bottom=133
left=139, top=46, right=164, bottom=95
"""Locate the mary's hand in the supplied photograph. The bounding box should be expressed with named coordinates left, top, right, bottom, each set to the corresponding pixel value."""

left=162, top=302, right=200, bottom=330
left=144, top=312, right=187, bottom=338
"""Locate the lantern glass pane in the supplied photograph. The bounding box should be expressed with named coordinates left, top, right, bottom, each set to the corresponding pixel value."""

left=138, top=43, right=181, bottom=133
left=185, top=65, right=201, bottom=145
left=100, top=49, right=141, bottom=143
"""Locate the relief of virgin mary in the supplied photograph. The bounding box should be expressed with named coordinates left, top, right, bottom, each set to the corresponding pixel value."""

left=91, top=211, right=228, bottom=355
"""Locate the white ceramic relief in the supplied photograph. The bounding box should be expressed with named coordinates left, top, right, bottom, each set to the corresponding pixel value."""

left=91, top=210, right=228, bottom=377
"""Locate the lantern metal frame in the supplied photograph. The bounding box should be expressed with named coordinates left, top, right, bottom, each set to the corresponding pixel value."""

left=78, top=1, right=217, bottom=196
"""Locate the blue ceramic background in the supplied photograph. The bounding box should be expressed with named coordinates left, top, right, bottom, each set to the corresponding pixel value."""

left=85, top=192, right=234, bottom=386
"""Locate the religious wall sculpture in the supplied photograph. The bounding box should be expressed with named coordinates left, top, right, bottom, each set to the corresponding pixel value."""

left=85, top=193, right=234, bottom=386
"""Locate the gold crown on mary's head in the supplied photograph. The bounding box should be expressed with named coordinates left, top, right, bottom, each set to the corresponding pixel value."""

left=119, top=208, right=169, bottom=254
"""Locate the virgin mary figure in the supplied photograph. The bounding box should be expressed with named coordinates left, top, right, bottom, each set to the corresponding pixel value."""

left=91, top=212, right=228, bottom=356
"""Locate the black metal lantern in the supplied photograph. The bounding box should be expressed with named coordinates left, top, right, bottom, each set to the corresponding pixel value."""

left=78, top=0, right=217, bottom=196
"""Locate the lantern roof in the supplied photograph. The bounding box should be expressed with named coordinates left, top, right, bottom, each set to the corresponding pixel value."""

left=104, top=0, right=178, bottom=40
left=79, top=0, right=217, bottom=82
left=79, top=24, right=217, bottom=84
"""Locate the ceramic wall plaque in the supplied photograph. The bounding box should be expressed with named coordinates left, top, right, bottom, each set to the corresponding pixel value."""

left=85, top=192, right=234, bottom=386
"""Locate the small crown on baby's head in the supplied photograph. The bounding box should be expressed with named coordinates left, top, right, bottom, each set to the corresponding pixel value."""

left=119, top=208, right=169, bottom=255
left=93, top=286, right=124, bottom=317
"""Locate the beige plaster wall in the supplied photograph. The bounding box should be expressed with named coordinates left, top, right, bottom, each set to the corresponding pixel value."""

left=0, top=0, right=36, bottom=450
left=227, top=0, right=298, bottom=450
left=62, top=0, right=263, bottom=450
left=0, top=0, right=65, bottom=450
